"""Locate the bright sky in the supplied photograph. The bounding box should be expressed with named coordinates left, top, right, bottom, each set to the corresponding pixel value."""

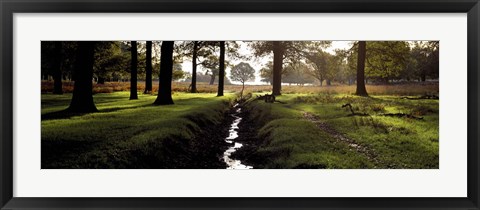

left=180, top=41, right=353, bottom=85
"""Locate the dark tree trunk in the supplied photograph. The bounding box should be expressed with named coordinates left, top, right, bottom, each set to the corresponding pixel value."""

left=97, top=77, right=105, bottom=84
left=144, top=41, right=153, bottom=94
left=154, top=41, right=174, bottom=105
left=272, top=41, right=284, bottom=96
left=67, top=41, right=97, bottom=112
left=355, top=41, right=368, bottom=97
left=217, top=41, right=225, bottom=96
left=326, top=79, right=331, bottom=86
left=130, top=41, right=138, bottom=100
left=52, top=42, right=63, bottom=94
left=191, top=41, right=198, bottom=93
left=240, top=82, right=245, bottom=98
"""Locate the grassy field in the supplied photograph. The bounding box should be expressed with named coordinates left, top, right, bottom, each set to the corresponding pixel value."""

left=42, top=80, right=438, bottom=96
left=41, top=83, right=439, bottom=169
left=233, top=92, right=439, bottom=169
left=42, top=92, right=235, bottom=168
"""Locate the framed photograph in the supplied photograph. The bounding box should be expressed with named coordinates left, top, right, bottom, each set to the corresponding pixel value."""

left=1, top=0, right=479, bottom=209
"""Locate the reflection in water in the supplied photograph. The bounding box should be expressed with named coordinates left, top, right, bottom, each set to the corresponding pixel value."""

left=223, top=104, right=253, bottom=169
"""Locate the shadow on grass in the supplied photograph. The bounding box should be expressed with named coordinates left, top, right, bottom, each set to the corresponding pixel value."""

left=41, top=104, right=155, bottom=121
left=41, top=139, right=100, bottom=169
left=41, top=96, right=223, bottom=121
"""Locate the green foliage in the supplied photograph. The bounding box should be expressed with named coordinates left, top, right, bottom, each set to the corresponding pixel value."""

left=364, top=41, right=410, bottom=81
left=259, top=61, right=315, bottom=85
left=41, top=41, right=77, bottom=80
left=343, top=41, right=439, bottom=84
left=282, top=62, right=316, bottom=85
left=304, top=50, right=329, bottom=84
left=249, top=41, right=331, bottom=73
left=407, top=41, right=439, bottom=81
left=230, top=62, right=256, bottom=84
left=259, top=62, right=274, bottom=84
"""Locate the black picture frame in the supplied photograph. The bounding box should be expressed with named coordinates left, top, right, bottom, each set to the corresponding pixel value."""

left=1, top=0, right=479, bottom=209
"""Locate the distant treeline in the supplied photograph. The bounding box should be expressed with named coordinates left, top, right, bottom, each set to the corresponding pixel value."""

left=40, top=41, right=439, bottom=111
left=258, top=41, right=439, bottom=86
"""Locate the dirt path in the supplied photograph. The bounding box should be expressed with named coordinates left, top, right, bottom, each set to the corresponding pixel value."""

left=302, top=111, right=381, bottom=166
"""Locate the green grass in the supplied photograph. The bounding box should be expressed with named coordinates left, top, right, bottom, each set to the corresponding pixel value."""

left=41, top=84, right=439, bottom=169
left=41, top=92, right=235, bottom=168
left=241, top=92, right=439, bottom=169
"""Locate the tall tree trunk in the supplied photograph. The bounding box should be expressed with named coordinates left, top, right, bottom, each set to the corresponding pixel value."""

left=52, top=42, right=63, bottom=94
left=241, top=82, right=245, bottom=98
left=217, top=41, right=225, bottom=96
left=144, top=41, right=153, bottom=94
left=97, top=76, right=105, bottom=84
left=67, top=41, right=97, bottom=112
left=130, top=41, right=138, bottom=100
left=272, top=41, right=284, bottom=96
left=191, top=41, right=198, bottom=93
left=355, top=41, right=368, bottom=97
left=154, top=41, right=174, bottom=105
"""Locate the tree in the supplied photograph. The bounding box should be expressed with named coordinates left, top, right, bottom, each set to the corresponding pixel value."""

left=191, top=41, right=199, bottom=93
left=67, top=41, right=98, bottom=112
left=408, top=41, right=439, bottom=81
left=154, top=41, right=175, bottom=105
left=41, top=41, right=65, bottom=94
left=282, top=62, right=315, bottom=85
left=172, top=63, right=186, bottom=81
left=217, top=41, right=225, bottom=96
left=92, top=42, right=123, bottom=84
left=272, top=41, right=284, bottom=95
left=334, top=48, right=356, bottom=85
left=201, top=54, right=220, bottom=85
left=230, top=62, right=255, bottom=98
left=249, top=41, right=283, bottom=95
left=364, top=41, right=410, bottom=83
left=355, top=41, right=368, bottom=97
left=250, top=41, right=330, bottom=94
left=177, top=41, right=216, bottom=90
left=304, top=50, right=329, bottom=86
left=51, top=42, right=63, bottom=94
left=177, top=41, right=240, bottom=91
left=145, top=41, right=153, bottom=93
left=130, top=41, right=138, bottom=100
left=259, top=61, right=274, bottom=84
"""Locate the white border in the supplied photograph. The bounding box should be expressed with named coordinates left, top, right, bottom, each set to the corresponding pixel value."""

left=13, top=13, right=467, bottom=197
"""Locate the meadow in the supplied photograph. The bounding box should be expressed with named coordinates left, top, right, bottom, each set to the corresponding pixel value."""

left=41, top=81, right=439, bottom=169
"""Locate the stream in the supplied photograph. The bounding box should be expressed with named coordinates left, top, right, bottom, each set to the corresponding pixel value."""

left=223, top=103, right=253, bottom=169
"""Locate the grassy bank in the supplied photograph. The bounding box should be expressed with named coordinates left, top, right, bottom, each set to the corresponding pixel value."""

left=41, top=92, right=235, bottom=168
left=235, top=92, right=439, bottom=169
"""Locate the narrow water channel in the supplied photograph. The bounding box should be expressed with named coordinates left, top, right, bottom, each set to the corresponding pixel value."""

left=223, top=103, right=253, bottom=169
